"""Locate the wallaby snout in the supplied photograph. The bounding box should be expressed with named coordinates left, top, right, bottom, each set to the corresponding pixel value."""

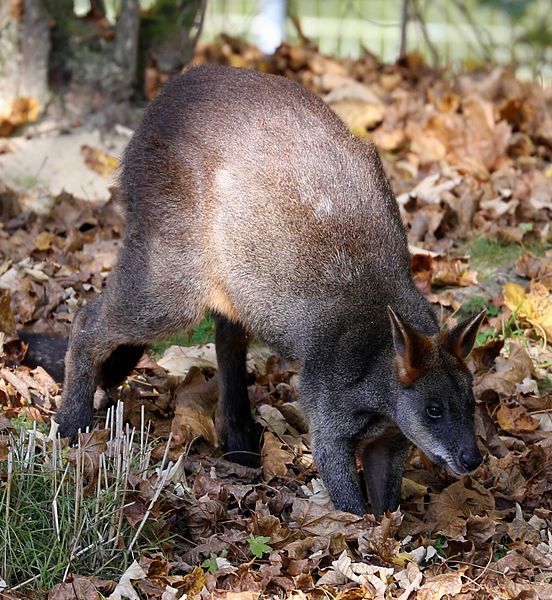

left=459, top=447, right=483, bottom=473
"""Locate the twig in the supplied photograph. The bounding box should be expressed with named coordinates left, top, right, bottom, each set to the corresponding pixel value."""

left=399, top=0, right=410, bottom=58
left=449, top=0, right=495, bottom=62
left=189, top=0, right=207, bottom=56
left=410, top=0, right=439, bottom=66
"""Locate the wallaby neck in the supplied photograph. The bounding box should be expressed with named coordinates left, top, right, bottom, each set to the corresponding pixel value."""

left=300, top=283, right=438, bottom=400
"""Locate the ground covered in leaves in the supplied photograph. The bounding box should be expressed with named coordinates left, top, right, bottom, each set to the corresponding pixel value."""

left=2, top=37, right=552, bottom=599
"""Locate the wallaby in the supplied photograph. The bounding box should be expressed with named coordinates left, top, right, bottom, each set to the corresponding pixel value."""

left=56, top=65, right=485, bottom=516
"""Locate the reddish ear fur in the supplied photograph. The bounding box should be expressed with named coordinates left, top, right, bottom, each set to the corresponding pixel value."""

left=446, top=309, right=487, bottom=360
left=387, top=306, right=434, bottom=385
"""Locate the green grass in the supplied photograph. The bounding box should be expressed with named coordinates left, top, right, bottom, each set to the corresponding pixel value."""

left=0, top=405, right=173, bottom=593
left=466, top=237, right=549, bottom=271
left=538, top=375, right=552, bottom=396
left=151, top=315, right=216, bottom=356
left=467, top=238, right=525, bottom=270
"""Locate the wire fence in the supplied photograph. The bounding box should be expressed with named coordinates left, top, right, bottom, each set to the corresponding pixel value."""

left=201, top=0, right=552, bottom=81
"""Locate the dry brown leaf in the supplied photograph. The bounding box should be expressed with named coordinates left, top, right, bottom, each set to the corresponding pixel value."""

left=0, top=97, right=41, bottom=136
left=171, top=367, right=219, bottom=448
left=34, top=231, right=55, bottom=252
left=416, top=572, right=463, bottom=600
left=476, top=342, right=535, bottom=398
left=330, top=101, right=385, bottom=136
left=261, top=431, right=292, bottom=480
left=497, top=550, right=535, bottom=574
left=67, top=429, right=110, bottom=495
left=496, top=403, right=540, bottom=434
left=216, top=594, right=259, bottom=600
left=48, top=576, right=99, bottom=600
left=290, top=497, right=371, bottom=538
left=80, top=144, right=119, bottom=176
left=424, top=478, right=495, bottom=538
left=515, top=253, right=552, bottom=289
left=0, top=367, right=30, bottom=400
left=179, top=566, right=206, bottom=598
left=0, top=289, right=17, bottom=337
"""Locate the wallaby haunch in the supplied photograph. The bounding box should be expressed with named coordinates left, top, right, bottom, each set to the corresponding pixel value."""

left=56, top=65, right=485, bottom=516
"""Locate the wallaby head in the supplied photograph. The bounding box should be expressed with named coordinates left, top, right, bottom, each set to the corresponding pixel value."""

left=387, top=307, right=486, bottom=476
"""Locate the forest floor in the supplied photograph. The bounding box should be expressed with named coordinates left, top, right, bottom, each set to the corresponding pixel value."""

left=1, top=38, right=552, bottom=599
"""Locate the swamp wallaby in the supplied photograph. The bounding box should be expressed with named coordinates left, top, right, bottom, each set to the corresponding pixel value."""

left=56, top=65, right=485, bottom=516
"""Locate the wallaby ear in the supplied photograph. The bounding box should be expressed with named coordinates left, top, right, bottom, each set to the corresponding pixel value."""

left=447, top=308, right=487, bottom=359
left=387, top=306, right=430, bottom=383
left=387, top=306, right=412, bottom=359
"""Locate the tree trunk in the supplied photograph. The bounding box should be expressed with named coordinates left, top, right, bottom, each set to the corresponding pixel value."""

left=399, top=0, right=409, bottom=58
left=112, top=0, right=141, bottom=101
left=0, top=0, right=50, bottom=134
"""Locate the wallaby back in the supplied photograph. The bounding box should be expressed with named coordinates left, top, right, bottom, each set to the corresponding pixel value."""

left=120, top=65, right=434, bottom=357
left=56, top=65, right=484, bottom=516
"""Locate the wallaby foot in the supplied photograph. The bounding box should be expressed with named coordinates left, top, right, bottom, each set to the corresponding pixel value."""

left=214, top=314, right=260, bottom=468
left=361, top=429, right=410, bottom=516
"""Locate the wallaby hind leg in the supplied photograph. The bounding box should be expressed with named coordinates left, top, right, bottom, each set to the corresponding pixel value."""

left=56, top=298, right=113, bottom=437
left=57, top=289, right=196, bottom=438
left=361, top=430, right=410, bottom=516
left=214, top=314, right=259, bottom=467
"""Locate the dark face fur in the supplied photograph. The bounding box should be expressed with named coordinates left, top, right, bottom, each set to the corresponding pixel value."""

left=388, top=307, right=486, bottom=475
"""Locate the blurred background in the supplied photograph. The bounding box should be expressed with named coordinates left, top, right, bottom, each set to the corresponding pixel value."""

left=203, top=0, right=552, bottom=79
left=1, top=0, right=551, bottom=132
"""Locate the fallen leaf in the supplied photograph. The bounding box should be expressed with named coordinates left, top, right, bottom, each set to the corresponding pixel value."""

left=497, top=403, right=540, bottom=434
left=171, top=367, right=219, bottom=448
left=416, top=572, right=463, bottom=600
left=515, top=253, right=552, bottom=289
left=476, top=342, right=535, bottom=398
left=179, top=567, right=206, bottom=598
left=0, top=290, right=16, bottom=336
left=424, top=478, right=495, bottom=538
left=67, top=429, right=110, bottom=495
left=108, top=561, right=147, bottom=600
left=330, top=101, right=385, bottom=135
left=261, top=431, right=292, bottom=480
left=256, top=403, right=288, bottom=436
left=48, top=575, right=99, bottom=599
left=157, top=344, right=217, bottom=377
left=504, top=281, right=552, bottom=341
left=81, top=145, right=119, bottom=176
left=34, top=231, right=55, bottom=252
left=0, top=97, right=41, bottom=136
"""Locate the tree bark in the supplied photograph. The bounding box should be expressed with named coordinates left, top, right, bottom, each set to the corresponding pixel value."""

left=0, top=0, right=50, bottom=132
left=112, top=0, right=141, bottom=101
left=399, top=0, right=409, bottom=58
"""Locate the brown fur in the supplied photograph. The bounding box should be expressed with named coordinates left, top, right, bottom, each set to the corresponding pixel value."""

left=55, top=65, right=486, bottom=516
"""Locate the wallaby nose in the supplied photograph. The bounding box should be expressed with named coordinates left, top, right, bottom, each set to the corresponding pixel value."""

left=460, top=448, right=482, bottom=472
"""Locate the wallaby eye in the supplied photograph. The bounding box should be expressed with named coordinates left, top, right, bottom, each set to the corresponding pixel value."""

left=426, top=406, right=442, bottom=419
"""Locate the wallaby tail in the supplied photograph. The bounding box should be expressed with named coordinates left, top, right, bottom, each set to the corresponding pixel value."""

left=19, top=332, right=67, bottom=383
left=18, top=332, right=145, bottom=389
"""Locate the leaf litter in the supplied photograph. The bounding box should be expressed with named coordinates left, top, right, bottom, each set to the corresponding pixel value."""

left=0, top=36, right=552, bottom=598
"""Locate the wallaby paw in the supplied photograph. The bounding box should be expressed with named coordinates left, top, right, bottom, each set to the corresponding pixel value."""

left=225, top=446, right=261, bottom=468
left=220, top=424, right=261, bottom=468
